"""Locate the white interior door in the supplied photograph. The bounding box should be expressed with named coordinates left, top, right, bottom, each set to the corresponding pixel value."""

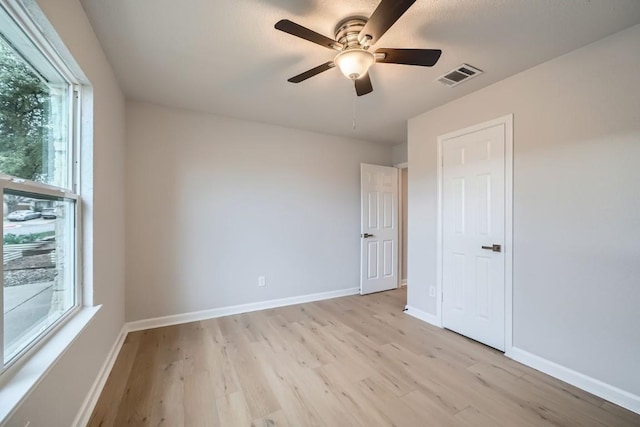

left=442, top=123, right=506, bottom=351
left=360, top=164, right=398, bottom=295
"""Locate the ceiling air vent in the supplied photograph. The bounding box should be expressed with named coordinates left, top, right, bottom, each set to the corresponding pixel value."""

left=436, top=64, right=483, bottom=87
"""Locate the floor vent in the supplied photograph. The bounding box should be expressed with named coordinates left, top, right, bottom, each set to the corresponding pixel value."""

left=436, top=64, right=483, bottom=87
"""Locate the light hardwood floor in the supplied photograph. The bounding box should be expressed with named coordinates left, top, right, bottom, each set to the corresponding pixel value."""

left=89, top=288, right=639, bottom=426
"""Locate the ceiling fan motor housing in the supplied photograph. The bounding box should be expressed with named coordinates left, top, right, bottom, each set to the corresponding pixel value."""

left=334, top=17, right=369, bottom=49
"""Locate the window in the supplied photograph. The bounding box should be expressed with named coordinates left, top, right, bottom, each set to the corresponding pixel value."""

left=0, top=3, right=80, bottom=370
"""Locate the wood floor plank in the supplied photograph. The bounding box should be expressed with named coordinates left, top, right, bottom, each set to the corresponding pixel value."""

left=90, top=288, right=640, bottom=427
left=225, top=330, right=281, bottom=419
left=312, top=324, right=377, bottom=382
left=403, top=390, right=467, bottom=427
left=373, top=342, right=477, bottom=414
left=518, top=371, right=632, bottom=426
left=357, top=376, right=426, bottom=426
left=210, top=340, right=241, bottom=396
left=287, top=321, right=340, bottom=364
left=154, top=325, right=184, bottom=369
left=254, top=339, right=364, bottom=426
left=264, top=327, right=322, bottom=369
left=149, top=359, right=184, bottom=426
left=184, top=371, right=219, bottom=427
left=87, top=332, right=141, bottom=427
left=215, top=391, right=252, bottom=426
left=455, top=405, right=507, bottom=427
left=251, top=341, right=326, bottom=426
left=115, top=330, right=164, bottom=426
left=234, top=314, right=289, bottom=355
left=521, top=370, right=604, bottom=407
left=251, top=410, right=291, bottom=427
left=182, top=322, right=211, bottom=377
left=313, top=363, right=392, bottom=427
left=344, top=331, right=418, bottom=397
left=467, top=361, right=594, bottom=426
left=600, top=401, right=640, bottom=426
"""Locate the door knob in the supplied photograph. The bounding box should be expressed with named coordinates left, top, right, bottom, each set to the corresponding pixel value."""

left=481, top=244, right=501, bottom=252
left=361, top=233, right=374, bottom=238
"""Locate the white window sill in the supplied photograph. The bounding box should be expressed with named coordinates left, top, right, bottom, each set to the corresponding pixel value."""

left=0, top=305, right=101, bottom=424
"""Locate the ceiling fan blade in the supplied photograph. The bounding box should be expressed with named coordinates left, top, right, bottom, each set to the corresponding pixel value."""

left=288, top=62, right=335, bottom=83
left=275, top=19, right=341, bottom=50
left=359, top=0, right=416, bottom=45
left=375, top=48, right=442, bottom=66
left=354, top=73, right=373, bottom=96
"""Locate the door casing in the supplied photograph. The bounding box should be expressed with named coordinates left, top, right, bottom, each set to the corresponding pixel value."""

left=436, top=114, right=514, bottom=351
left=395, top=162, right=408, bottom=287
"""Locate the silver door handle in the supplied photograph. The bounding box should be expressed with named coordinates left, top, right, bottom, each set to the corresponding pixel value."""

left=481, top=244, right=501, bottom=252
left=361, top=233, right=374, bottom=238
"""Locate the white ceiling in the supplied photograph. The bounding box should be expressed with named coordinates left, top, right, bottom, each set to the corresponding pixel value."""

left=80, top=0, right=640, bottom=145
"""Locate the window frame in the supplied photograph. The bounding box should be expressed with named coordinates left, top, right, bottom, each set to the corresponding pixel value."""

left=0, top=0, right=83, bottom=377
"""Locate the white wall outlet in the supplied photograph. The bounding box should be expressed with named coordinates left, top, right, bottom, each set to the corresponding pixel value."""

left=258, top=276, right=266, bottom=287
left=429, top=286, right=436, bottom=297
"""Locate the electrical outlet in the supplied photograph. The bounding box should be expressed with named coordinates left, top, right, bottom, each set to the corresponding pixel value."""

left=429, top=286, right=436, bottom=297
left=258, top=276, right=266, bottom=287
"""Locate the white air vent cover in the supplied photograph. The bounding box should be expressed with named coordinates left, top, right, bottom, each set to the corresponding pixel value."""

left=436, top=64, right=483, bottom=87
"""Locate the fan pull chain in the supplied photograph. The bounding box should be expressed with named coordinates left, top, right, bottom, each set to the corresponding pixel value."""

left=352, top=90, right=357, bottom=130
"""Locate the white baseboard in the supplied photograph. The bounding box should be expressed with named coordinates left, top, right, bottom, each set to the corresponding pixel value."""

left=400, top=280, right=407, bottom=287
left=72, top=325, right=127, bottom=427
left=404, top=305, right=442, bottom=328
left=507, top=347, right=640, bottom=415
left=126, top=287, right=360, bottom=332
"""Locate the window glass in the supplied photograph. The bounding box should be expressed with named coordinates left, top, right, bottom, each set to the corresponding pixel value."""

left=0, top=34, right=70, bottom=189
left=3, top=190, right=76, bottom=363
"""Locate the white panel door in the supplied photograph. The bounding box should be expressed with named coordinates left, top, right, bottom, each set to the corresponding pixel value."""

left=442, top=124, right=506, bottom=351
left=361, top=164, right=398, bottom=295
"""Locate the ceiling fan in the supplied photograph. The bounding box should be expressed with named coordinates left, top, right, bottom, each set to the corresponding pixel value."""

left=275, top=0, right=442, bottom=96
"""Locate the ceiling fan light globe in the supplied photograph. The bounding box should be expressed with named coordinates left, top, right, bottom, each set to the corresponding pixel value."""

left=334, top=49, right=375, bottom=80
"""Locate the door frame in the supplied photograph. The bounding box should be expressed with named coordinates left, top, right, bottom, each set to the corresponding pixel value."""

left=436, top=114, right=514, bottom=351
left=394, top=162, right=408, bottom=288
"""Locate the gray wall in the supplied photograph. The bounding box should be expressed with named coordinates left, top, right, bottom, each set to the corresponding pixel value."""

left=7, top=0, right=126, bottom=425
left=392, top=142, right=407, bottom=165
left=125, top=102, right=392, bottom=322
left=407, top=24, right=640, bottom=396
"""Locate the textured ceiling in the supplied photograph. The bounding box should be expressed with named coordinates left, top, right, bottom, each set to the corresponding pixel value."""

left=80, top=0, right=640, bottom=145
